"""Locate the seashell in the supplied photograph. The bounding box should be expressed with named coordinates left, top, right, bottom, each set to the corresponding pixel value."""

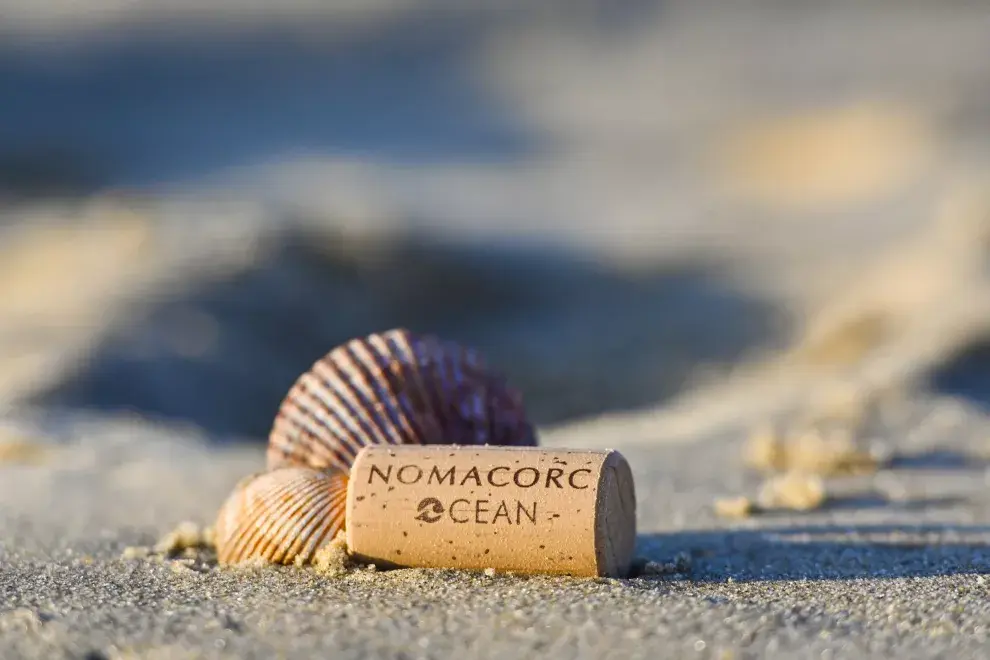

left=266, top=328, right=537, bottom=472
left=215, top=467, right=348, bottom=566
left=215, top=329, right=536, bottom=566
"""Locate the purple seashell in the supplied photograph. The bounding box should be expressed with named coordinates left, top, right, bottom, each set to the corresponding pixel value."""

left=266, top=328, right=537, bottom=473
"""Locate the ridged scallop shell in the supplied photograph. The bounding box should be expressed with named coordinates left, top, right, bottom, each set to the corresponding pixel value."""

left=214, top=467, right=348, bottom=566
left=266, top=328, right=537, bottom=472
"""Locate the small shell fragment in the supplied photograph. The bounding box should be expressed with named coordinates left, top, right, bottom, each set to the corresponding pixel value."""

left=757, top=471, right=826, bottom=511
left=154, top=520, right=207, bottom=556
left=214, top=467, right=348, bottom=566
left=120, top=546, right=151, bottom=560
left=312, top=532, right=353, bottom=577
left=713, top=496, right=754, bottom=519
left=744, top=423, right=879, bottom=477
left=267, top=328, right=537, bottom=472
left=782, top=428, right=879, bottom=476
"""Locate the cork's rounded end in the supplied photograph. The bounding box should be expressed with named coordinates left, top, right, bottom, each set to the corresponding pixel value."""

left=595, top=451, right=637, bottom=578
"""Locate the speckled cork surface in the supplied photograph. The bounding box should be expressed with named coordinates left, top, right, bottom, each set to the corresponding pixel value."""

left=346, top=446, right=637, bottom=577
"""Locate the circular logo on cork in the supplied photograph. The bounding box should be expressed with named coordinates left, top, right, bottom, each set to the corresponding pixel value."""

left=415, top=497, right=444, bottom=523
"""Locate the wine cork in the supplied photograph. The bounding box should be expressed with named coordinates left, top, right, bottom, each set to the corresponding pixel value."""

left=345, top=445, right=637, bottom=578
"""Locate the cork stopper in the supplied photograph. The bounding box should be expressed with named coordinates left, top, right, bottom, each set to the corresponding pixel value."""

left=595, top=451, right=637, bottom=577
left=345, top=445, right=637, bottom=578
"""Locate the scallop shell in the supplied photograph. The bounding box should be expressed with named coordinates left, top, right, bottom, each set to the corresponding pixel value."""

left=214, top=467, right=348, bottom=566
left=266, top=328, right=537, bottom=472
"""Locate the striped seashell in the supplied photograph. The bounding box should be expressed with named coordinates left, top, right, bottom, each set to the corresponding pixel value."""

left=266, top=328, right=537, bottom=473
left=214, top=467, right=348, bottom=566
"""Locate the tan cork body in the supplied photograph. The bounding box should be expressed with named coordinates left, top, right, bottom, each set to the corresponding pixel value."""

left=345, top=445, right=637, bottom=578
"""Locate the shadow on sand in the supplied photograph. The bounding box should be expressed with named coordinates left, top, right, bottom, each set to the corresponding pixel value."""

left=633, top=524, right=990, bottom=582
left=28, top=225, right=785, bottom=441
left=0, top=9, right=536, bottom=196
left=926, top=337, right=990, bottom=412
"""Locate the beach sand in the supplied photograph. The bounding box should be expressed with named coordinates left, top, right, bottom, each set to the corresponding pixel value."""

left=3, top=390, right=990, bottom=659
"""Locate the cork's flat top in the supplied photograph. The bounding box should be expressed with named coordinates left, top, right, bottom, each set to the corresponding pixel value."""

left=594, top=451, right=637, bottom=578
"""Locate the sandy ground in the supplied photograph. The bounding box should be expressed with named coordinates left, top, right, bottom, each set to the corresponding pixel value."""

left=2, top=1, right=990, bottom=658
left=3, top=391, right=990, bottom=659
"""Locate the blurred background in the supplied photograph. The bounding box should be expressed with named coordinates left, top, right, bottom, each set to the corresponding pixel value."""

left=0, top=0, right=988, bottom=444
